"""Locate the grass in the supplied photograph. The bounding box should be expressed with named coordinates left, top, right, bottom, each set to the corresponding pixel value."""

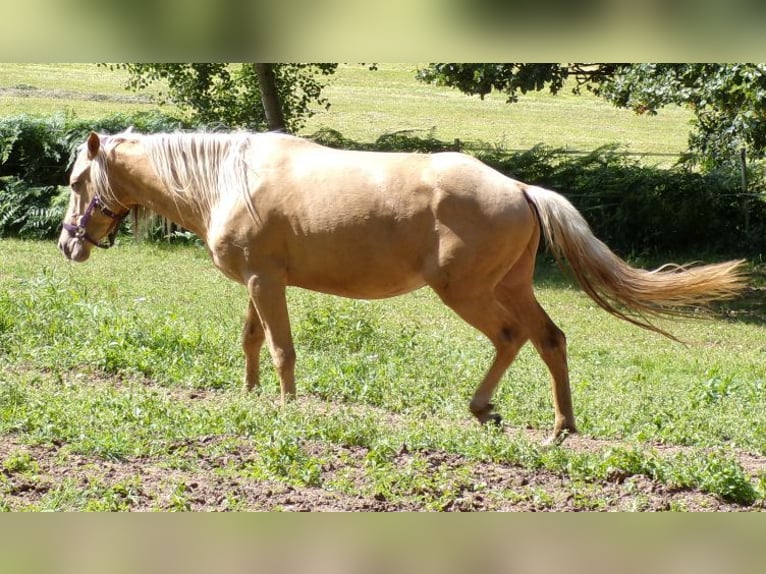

left=1, top=240, right=765, bottom=508
left=0, top=63, right=164, bottom=119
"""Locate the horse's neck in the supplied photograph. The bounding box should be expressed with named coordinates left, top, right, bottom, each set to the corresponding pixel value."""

left=149, top=190, right=210, bottom=239
left=113, top=154, right=210, bottom=240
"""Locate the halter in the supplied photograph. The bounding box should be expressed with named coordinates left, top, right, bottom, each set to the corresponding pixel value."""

left=62, top=193, right=128, bottom=249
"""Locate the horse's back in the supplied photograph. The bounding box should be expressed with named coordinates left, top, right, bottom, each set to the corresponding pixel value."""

left=253, top=134, right=528, bottom=220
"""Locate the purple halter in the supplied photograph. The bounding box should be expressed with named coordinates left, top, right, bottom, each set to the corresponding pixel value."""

left=62, top=193, right=128, bottom=249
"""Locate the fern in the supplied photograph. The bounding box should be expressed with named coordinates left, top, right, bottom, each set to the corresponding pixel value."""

left=0, top=119, right=23, bottom=165
left=0, top=177, right=66, bottom=240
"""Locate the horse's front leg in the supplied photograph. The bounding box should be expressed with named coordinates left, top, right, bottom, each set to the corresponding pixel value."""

left=242, top=299, right=265, bottom=392
left=246, top=273, right=296, bottom=401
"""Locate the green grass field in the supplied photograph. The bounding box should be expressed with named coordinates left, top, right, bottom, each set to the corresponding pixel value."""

left=0, top=63, right=160, bottom=119
left=1, top=63, right=765, bottom=510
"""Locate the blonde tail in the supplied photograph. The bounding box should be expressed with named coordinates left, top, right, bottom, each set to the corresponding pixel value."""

left=522, top=185, right=747, bottom=340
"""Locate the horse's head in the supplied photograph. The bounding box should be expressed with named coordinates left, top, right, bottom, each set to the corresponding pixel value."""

left=58, top=132, right=129, bottom=262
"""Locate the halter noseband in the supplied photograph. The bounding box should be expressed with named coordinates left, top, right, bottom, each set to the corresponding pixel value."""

left=62, top=193, right=128, bottom=249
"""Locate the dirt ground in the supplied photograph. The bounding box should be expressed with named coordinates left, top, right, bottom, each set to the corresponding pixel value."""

left=2, top=425, right=764, bottom=512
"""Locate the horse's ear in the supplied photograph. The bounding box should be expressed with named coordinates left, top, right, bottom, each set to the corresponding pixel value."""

left=86, top=132, right=100, bottom=159
left=124, top=126, right=135, bottom=134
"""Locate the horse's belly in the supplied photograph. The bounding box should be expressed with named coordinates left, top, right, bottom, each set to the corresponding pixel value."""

left=292, top=276, right=426, bottom=299
left=286, top=242, right=429, bottom=299
left=280, top=211, right=435, bottom=298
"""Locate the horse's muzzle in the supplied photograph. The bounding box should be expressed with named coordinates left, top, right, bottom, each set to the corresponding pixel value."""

left=58, top=233, right=90, bottom=262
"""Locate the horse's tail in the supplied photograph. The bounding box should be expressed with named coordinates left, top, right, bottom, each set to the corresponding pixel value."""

left=521, top=185, right=747, bottom=340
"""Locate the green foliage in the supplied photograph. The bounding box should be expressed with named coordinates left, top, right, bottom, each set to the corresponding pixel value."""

left=694, top=368, right=741, bottom=406
left=0, top=178, right=68, bottom=240
left=110, top=64, right=338, bottom=132
left=561, top=446, right=758, bottom=505
left=253, top=429, right=323, bottom=487
left=0, top=113, right=71, bottom=185
left=661, top=451, right=759, bottom=505
left=372, top=128, right=463, bottom=153
left=419, top=63, right=766, bottom=173
left=297, top=305, right=377, bottom=354
left=3, top=451, right=39, bottom=475
left=311, top=127, right=463, bottom=153
left=0, top=110, right=190, bottom=188
left=80, top=111, right=192, bottom=141
left=417, top=64, right=620, bottom=102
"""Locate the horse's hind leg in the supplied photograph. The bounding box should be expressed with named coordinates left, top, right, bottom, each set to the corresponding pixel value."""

left=242, top=299, right=265, bottom=392
left=528, top=301, right=575, bottom=443
left=434, top=287, right=528, bottom=426
left=246, top=273, right=296, bottom=401
left=497, top=281, right=576, bottom=444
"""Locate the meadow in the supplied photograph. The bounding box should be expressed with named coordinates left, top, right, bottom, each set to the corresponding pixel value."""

left=1, top=64, right=765, bottom=510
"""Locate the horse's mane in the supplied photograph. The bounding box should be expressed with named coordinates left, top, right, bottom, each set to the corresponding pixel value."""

left=93, top=130, right=260, bottom=231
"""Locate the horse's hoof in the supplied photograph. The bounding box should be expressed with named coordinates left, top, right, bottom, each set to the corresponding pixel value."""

left=542, top=428, right=574, bottom=447
left=471, top=402, right=503, bottom=427
left=487, top=413, right=503, bottom=427
left=479, top=412, right=503, bottom=427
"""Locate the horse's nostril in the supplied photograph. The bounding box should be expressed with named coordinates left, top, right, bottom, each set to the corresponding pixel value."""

left=58, top=238, right=76, bottom=259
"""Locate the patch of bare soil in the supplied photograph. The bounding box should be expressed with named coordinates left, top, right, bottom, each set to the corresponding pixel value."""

left=1, top=428, right=763, bottom=512
left=2, top=384, right=764, bottom=512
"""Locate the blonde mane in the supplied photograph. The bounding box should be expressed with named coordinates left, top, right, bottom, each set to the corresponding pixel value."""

left=92, top=130, right=259, bottom=231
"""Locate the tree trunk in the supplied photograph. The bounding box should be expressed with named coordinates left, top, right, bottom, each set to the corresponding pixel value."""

left=253, top=63, right=287, bottom=132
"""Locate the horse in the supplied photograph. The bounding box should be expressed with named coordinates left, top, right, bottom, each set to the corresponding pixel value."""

left=58, top=130, right=747, bottom=444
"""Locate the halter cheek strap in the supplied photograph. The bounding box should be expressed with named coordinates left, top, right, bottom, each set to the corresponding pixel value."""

left=62, top=194, right=128, bottom=249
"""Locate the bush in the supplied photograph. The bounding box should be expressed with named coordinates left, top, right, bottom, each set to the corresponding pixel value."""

left=0, top=114, right=71, bottom=186
left=0, top=111, right=192, bottom=189
left=477, top=143, right=766, bottom=255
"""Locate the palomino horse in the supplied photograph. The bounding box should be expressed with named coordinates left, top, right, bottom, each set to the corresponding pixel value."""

left=58, top=130, right=746, bottom=443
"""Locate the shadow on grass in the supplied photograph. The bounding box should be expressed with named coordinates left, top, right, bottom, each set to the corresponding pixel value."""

left=532, top=256, right=575, bottom=290
left=714, top=287, right=766, bottom=327
left=713, top=261, right=766, bottom=327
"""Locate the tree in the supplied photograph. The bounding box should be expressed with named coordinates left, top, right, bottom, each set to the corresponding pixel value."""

left=417, top=63, right=623, bottom=102
left=110, top=63, right=338, bottom=132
